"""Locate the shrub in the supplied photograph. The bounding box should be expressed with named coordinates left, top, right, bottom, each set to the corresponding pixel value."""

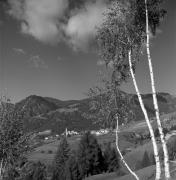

left=18, top=161, right=47, bottom=180
left=48, top=150, right=53, bottom=154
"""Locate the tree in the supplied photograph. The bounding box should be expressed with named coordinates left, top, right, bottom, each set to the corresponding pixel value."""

left=77, top=132, right=105, bottom=178
left=51, top=137, right=70, bottom=180
left=16, top=161, right=47, bottom=180
left=87, top=76, right=134, bottom=129
left=87, top=68, right=138, bottom=179
left=96, top=0, right=167, bottom=179
left=144, top=0, right=170, bottom=179
left=65, top=154, right=82, bottom=180
left=0, top=100, right=29, bottom=179
left=103, top=142, right=119, bottom=172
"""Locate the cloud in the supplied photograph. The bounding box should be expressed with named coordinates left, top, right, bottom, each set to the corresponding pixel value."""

left=97, top=60, right=105, bottom=66
left=57, top=56, right=62, bottom=61
left=13, top=48, right=26, bottom=55
left=64, top=1, right=108, bottom=51
left=8, top=0, right=68, bottom=44
left=7, top=0, right=110, bottom=51
left=28, top=55, right=48, bottom=69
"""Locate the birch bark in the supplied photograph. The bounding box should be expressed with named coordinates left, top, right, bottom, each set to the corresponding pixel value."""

left=144, top=0, right=171, bottom=179
left=115, top=115, right=139, bottom=180
left=128, top=49, right=161, bottom=180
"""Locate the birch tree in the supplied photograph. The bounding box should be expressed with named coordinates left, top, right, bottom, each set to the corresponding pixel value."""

left=144, top=0, right=170, bottom=179
left=87, top=77, right=139, bottom=179
left=96, top=0, right=166, bottom=179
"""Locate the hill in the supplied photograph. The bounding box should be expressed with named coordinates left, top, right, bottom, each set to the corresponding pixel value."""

left=13, top=92, right=176, bottom=134
left=15, top=95, right=58, bottom=118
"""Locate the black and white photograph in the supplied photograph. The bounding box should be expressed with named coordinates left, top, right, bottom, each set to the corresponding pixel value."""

left=0, top=0, right=176, bottom=179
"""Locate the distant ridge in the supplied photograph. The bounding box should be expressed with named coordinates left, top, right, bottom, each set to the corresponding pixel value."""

left=13, top=92, right=176, bottom=134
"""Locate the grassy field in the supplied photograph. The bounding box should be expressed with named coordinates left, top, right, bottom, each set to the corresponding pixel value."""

left=28, top=132, right=135, bottom=164
left=27, top=117, right=164, bottom=165
left=85, top=165, right=156, bottom=180
left=85, top=163, right=176, bottom=180
left=26, top=111, right=176, bottom=180
left=121, top=141, right=161, bottom=173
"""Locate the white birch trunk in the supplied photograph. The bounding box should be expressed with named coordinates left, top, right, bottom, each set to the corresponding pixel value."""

left=128, top=49, right=161, bottom=180
left=115, top=115, right=140, bottom=180
left=144, top=1, right=171, bottom=179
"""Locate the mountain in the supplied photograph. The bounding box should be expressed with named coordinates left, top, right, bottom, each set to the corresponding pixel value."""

left=14, top=92, right=176, bottom=134
left=129, top=92, right=176, bottom=120
left=15, top=95, right=58, bottom=118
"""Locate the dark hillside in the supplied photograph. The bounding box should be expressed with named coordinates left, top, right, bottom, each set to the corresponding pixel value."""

left=13, top=92, right=176, bottom=134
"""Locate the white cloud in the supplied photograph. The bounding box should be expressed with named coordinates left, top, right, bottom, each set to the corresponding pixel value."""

left=65, top=1, right=107, bottom=50
left=13, top=48, right=26, bottom=55
left=97, top=60, right=105, bottom=66
left=57, top=56, right=62, bottom=61
left=8, top=0, right=109, bottom=50
left=8, top=0, right=68, bottom=44
left=29, top=55, right=48, bottom=69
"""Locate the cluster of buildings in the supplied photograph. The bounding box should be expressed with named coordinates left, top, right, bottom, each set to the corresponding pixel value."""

left=90, top=129, right=110, bottom=136
left=61, top=128, right=79, bottom=137
left=36, top=128, right=111, bottom=141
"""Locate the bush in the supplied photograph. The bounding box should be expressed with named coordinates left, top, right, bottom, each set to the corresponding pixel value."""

left=0, top=102, right=30, bottom=179
left=154, top=128, right=168, bottom=137
left=18, top=161, right=47, bottom=180
left=159, top=138, right=176, bottom=161
left=48, top=150, right=53, bottom=154
left=170, top=125, right=176, bottom=131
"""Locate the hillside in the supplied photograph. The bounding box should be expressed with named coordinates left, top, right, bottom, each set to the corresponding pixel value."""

left=15, top=95, right=58, bottom=118
left=13, top=92, right=176, bottom=134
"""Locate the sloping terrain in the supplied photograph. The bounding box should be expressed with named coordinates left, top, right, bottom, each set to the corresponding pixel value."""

left=85, top=163, right=176, bottom=180
left=15, top=95, right=58, bottom=118
left=13, top=92, right=176, bottom=134
left=28, top=132, right=135, bottom=164
left=128, top=92, right=176, bottom=121
left=85, top=165, right=156, bottom=180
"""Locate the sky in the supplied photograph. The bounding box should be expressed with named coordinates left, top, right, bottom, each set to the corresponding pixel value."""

left=0, top=0, right=175, bottom=103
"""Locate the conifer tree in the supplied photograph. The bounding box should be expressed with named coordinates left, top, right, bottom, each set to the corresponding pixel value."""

left=51, top=137, right=70, bottom=180
left=104, top=142, right=119, bottom=172
left=66, top=154, right=82, bottom=180
left=77, top=132, right=105, bottom=178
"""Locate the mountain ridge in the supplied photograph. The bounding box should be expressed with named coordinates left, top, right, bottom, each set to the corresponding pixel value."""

left=12, top=91, right=176, bottom=134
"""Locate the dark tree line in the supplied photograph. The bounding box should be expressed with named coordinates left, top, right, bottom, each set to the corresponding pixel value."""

left=51, top=132, right=120, bottom=180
